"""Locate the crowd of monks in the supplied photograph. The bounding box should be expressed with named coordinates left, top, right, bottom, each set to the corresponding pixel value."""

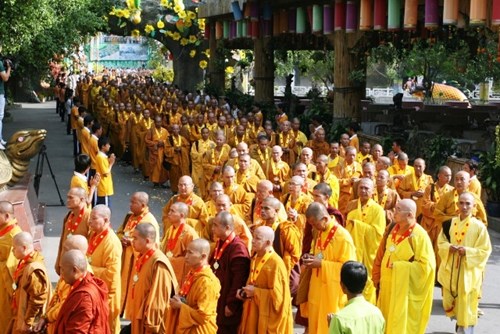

left=0, top=73, right=493, bottom=334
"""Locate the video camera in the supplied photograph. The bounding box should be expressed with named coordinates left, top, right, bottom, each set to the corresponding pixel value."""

left=1, top=56, right=15, bottom=70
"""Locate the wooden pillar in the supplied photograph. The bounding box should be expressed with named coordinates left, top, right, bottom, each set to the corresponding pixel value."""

left=208, top=22, right=225, bottom=94
left=254, top=37, right=275, bottom=104
left=333, top=31, right=365, bottom=120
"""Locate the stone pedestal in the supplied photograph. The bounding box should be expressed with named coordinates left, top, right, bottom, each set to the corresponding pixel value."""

left=0, top=173, right=44, bottom=250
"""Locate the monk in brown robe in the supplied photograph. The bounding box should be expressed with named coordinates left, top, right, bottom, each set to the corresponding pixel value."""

left=9, top=232, right=51, bottom=333
left=145, top=116, right=169, bottom=187
left=161, top=202, right=199, bottom=284
left=125, top=223, right=177, bottom=334
left=164, top=124, right=190, bottom=193
left=55, top=187, right=91, bottom=275
left=166, top=239, right=221, bottom=334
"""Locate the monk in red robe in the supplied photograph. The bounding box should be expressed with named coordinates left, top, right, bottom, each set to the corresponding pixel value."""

left=53, top=249, right=110, bottom=333
left=209, top=212, right=250, bottom=334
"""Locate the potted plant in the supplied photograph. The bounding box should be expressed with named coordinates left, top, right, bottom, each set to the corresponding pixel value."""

left=478, top=125, right=500, bottom=217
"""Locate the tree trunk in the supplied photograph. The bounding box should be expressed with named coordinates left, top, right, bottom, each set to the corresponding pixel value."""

left=167, top=42, right=205, bottom=92
left=253, top=37, right=274, bottom=104
left=333, top=31, right=365, bottom=120
left=206, top=24, right=225, bottom=95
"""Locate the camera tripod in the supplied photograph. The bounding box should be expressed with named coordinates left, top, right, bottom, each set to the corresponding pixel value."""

left=34, top=145, right=64, bottom=206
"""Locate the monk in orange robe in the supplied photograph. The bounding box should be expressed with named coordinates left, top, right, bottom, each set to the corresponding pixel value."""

left=55, top=187, right=91, bottom=275
left=125, top=223, right=177, bottom=334
left=116, top=192, right=160, bottom=313
left=0, top=201, right=23, bottom=333
left=162, top=176, right=208, bottom=236
left=87, top=205, right=122, bottom=333
left=166, top=239, right=221, bottom=334
left=9, top=232, right=51, bottom=333
left=238, top=226, right=294, bottom=333
left=164, top=124, right=190, bottom=193
left=145, top=116, right=169, bottom=187
left=161, top=202, right=199, bottom=284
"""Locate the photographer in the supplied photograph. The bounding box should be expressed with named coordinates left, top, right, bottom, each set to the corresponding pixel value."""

left=0, top=57, right=12, bottom=150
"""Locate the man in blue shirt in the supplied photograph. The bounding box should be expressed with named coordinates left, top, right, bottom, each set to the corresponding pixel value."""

left=329, top=261, right=385, bottom=334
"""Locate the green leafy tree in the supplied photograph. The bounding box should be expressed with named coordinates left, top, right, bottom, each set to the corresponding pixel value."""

left=107, top=0, right=208, bottom=91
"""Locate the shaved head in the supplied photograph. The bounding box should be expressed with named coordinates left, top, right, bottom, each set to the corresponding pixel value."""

left=257, top=180, right=273, bottom=191
left=63, top=235, right=89, bottom=253
left=13, top=232, right=33, bottom=247
left=291, top=175, right=305, bottom=186
left=172, top=202, right=189, bottom=216
left=254, top=226, right=275, bottom=243
left=62, top=249, right=87, bottom=273
left=133, top=191, right=149, bottom=205
left=263, top=196, right=281, bottom=210
left=135, top=223, right=157, bottom=241
left=305, top=202, right=329, bottom=221
left=189, top=238, right=211, bottom=256
left=0, top=201, right=14, bottom=214
left=69, top=187, right=87, bottom=199
left=179, top=175, right=194, bottom=186
left=215, top=211, right=234, bottom=230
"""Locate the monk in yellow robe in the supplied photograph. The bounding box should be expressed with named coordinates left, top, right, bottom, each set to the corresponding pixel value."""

left=374, top=170, right=400, bottom=224
left=265, top=146, right=291, bottom=199
left=438, top=193, right=491, bottom=334
left=434, top=171, right=487, bottom=226
left=221, top=166, right=252, bottom=217
left=145, top=116, right=169, bottom=187
left=0, top=201, right=22, bottom=333
left=420, top=166, right=453, bottom=269
left=397, top=158, right=433, bottom=218
left=136, top=110, right=154, bottom=179
left=36, top=235, right=92, bottom=334
left=117, top=192, right=160, bottom=313
left=346, top=178, right=385, bottom=304
left=161, top=202, right=199, bottom=284
left=315, top=154, right=340, bottom=208
left=463, top=159, right=482, bottom=198
left=387, top=153, right=414, bottom=190
left=204, top=194, right=252, bottom=251
left=164, top=124, right=191, bottom=193
left=281, top=176, right=313, bottom=235
left=55, top=187, right=91, bottom=275
left=127, top=105, right=143, bottom=171
left=235, top=153, right=262, bottom=196
left=301, top=203, right=356, bottom=334
left=202, top=133, right=231, bottom=197
left=190, top=127, right=215, bottom=197
left=166, top=239, right=221, bottom=334
left=126, top=223, right=178, bottom=334
left=327, top=142, right=344, bottom=171
left=335, top=146, right=363, bottom=216
left=260, top=197, right=301, bottom=277
left=291, top=118, right=308, bottom=155
left=87, top=205, right=122, bottom=333
left=162, top=176, right=208, bottom=235
left=238, top=226, right=294, bottom=334
left=250, top=134, right=272, bottom=170
left=276, top=121, right=297, bottom=166
left=355, top=141, right=373, bottom=164
left=376, top=199, right=435, bottom=334
left=246, top=180, right=288, bottom=230
left=9, top=232, right=51, bottom=334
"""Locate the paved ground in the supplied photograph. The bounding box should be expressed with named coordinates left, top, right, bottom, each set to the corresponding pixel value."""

left=4, top=102, right=500, bottom=333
